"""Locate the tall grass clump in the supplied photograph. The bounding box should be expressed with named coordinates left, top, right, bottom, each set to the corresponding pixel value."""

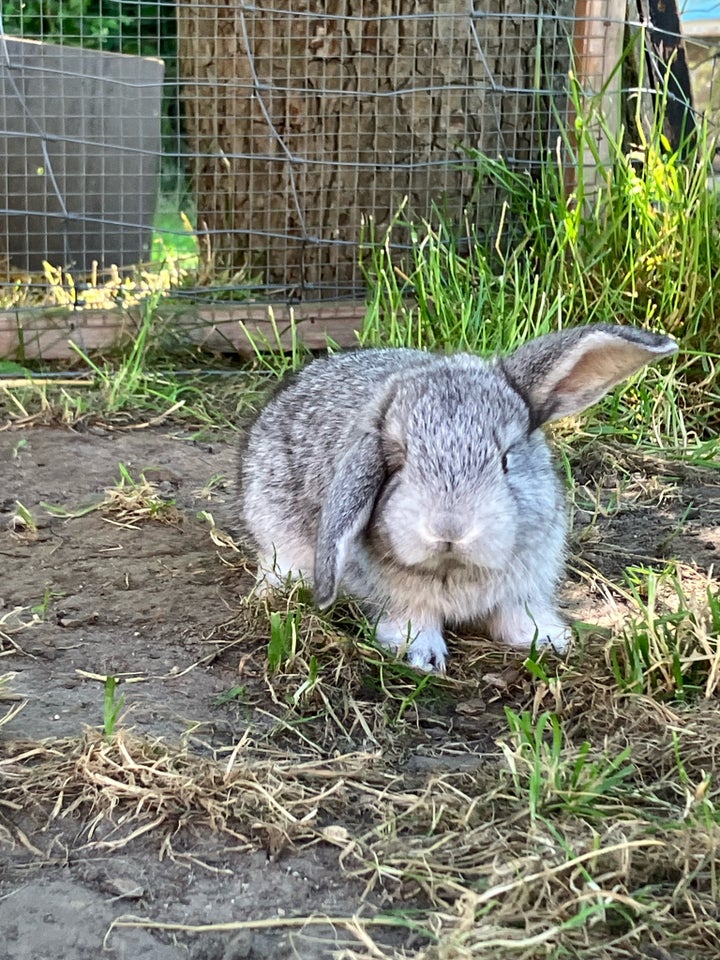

left=360, top=94, right=720, bottom=444
left=362, top=115, right=720, bottom=351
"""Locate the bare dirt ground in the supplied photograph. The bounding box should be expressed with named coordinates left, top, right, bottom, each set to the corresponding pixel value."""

left=1, top=424, right=718, bottom=959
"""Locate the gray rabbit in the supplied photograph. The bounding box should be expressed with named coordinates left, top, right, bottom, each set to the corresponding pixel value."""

left=239, top=324, right=677, bottom=672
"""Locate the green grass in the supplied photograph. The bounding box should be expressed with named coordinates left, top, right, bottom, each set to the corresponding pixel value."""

left=356, top=106, right=720, bottom=450
left=11, top=501, right=37, bottom=536
left=359, top=126, right=720, bottom=350
left=4, top=97, right=719, bottom=451
left=103, top=675, right=125, bottom=740
left=268, top=609, right=303, bottom=673
left=501, top=708, right=637, bottom=821
left=609, top=567, right=720, bottom=701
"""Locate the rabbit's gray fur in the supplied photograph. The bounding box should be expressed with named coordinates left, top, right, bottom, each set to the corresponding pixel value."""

left=240, top=324, right=677, bottom=672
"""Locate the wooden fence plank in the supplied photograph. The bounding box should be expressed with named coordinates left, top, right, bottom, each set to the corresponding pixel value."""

left=0, top=301, right=366, bottom=361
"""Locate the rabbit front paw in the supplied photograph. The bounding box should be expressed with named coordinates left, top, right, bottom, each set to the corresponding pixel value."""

left=487, top=604, right=572, bottom=655
left=375, top=619, right=447, bottom=674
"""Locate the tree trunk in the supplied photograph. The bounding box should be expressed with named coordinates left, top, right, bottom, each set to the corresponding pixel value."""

left=177, top=0, right=575, bottom=298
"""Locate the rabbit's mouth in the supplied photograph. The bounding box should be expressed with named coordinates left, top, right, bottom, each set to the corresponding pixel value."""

left=367, top=522, right=510, bottom=575
left=405, top=551, right=475, bottom=577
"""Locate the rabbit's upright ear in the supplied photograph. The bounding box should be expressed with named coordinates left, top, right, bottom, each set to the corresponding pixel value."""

left=502, top=324, right=678, bottom=425
left=314, top=427, right=390, bottom=609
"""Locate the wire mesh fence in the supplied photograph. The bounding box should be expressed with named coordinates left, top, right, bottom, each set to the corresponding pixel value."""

left=0, top=0, right=712, bottom=358
left=177, top=0, right=578, bottom=299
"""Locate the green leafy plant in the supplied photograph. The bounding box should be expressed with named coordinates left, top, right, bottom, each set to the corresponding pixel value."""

left=67, top=295, right=176, bottom=415
left=11, top=501, right=37, bottom=536
left=31, top=586, right=63, bottom=620
left=291, top=654, right=320, bottom=706
left=392, top=671, right=436, bottom=723
left=1, top=0, right=173, bottom=61
left=267, top=610, right=301, bottom=673
left=213, top=685, right=249, bottom=707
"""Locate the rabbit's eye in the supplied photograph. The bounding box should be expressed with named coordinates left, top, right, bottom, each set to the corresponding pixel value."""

left=501, top=452, right=509, bottom=474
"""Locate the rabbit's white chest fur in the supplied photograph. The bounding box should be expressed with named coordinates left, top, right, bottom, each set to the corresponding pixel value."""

left=335, top=528, right=570, bottom=672
left=345, top=515, right=566, bottom=629
left=347, top=548, right=516, bottom=622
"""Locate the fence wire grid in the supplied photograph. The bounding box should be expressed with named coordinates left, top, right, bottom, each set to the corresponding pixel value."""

left=0, top=0, right=712, bottom=346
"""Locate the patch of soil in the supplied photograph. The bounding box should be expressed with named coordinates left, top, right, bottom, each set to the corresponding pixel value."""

left=0, top=847, right=370, bottom=960
left=566, top=448, right=720, bottom=628
left=1, top=427, right=242, bottom=744
left=1, top=427, right=718, bottom=959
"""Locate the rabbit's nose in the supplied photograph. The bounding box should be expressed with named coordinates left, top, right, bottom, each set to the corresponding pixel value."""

left=422, top=536, right=456, bottom=556
left=426, top=519, right=472, bottom=546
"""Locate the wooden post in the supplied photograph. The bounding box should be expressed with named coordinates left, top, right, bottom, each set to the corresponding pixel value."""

left=571, top=0, right=627, bottom=195
left=0, top=301, right=367, bottom=361
left=640, top=0, right=696, bottom=154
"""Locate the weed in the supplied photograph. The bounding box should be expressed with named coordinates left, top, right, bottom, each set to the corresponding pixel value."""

left=194, top=474, right=229, bottom=501
left=103, top=676, right=125, bottom=740
left=0, top=360, right=32, bottom=377
left=267, top=610, right=301, bottom=672
left=68, top=298, right=177, bottom=415
left=99, top=463, right=181, bottom=527
left=239, top=307, right=312, bottom=377
left=523, top=643, right=562, bottom=685
left=500, top=708, right=637, bottom=821
left=41, top=463, right=181, bottom=528
left=10, top=500, right=37, bottom=537
left=291, top=654, right=321, bottom=706
left=31, top=585, right=63, bottom=620
left=392, top=671, right=436, bottom=723
left=213, top=685, right=249, bottom=707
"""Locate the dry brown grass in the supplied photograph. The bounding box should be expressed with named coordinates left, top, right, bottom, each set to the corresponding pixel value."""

left=0, top=603, right=40, bottom=656
left=3, top=582, right=720, bottom=957
left=39, top=465, right=184, bottom=529
left=96, top=467, right=183, bottom=529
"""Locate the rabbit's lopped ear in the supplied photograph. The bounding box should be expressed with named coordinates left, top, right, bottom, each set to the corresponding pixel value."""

left=502, top=323, right=678, bottom=425
left=314, top=428, right=389, bottom=609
